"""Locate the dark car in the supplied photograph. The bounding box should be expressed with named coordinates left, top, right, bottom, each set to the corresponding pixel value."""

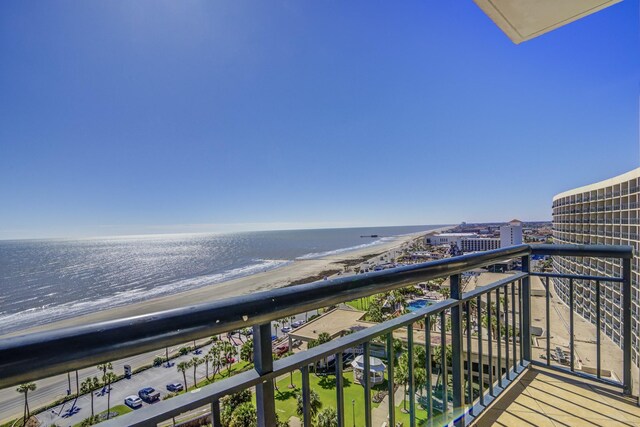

left=166, top=382, right=184, bottom=392
left=138, top=387, right=160, bottom=403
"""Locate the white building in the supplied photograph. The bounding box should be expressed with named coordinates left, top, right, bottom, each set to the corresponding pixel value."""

left=500, top=219, right=523, bottom=248
left=427, top=220, right=523, bottom=253
left=552, top=167, right=640, bottom=364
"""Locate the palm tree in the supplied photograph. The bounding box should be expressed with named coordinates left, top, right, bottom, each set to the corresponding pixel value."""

left=315, top=406, right=338, bottom=427
left=96, top=362, right=113, bottom=389
left=240, top=339, right=254, bottom=366
left=203, top=353, right=213, bottom=380
left=221, top=341, right=235, bottom=375
left=209, top=343, right=223, bottom=381
left=104, top=372, right=118, bottom=419
left=396, top=354, right=409, bottom=411
left=80, top=377, right=100, bottom=418
left=273, top=321, right=280, bottom=338
left=295, top=389, right=322, bottom=419
left=16, top=382, right=36, bottom=425
left=191, top=356, right=202, bottom=387
left=177, top=361, right=190, bottom=390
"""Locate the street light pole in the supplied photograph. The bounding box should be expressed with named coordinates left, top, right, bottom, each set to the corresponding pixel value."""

left=352, top=399, right=355, bottom=427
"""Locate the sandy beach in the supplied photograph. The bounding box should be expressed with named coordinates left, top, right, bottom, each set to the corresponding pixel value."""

left=6, top=227, right=452, bottom=337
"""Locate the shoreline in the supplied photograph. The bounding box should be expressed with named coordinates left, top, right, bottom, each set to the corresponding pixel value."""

left=5, top=226, right=453, bottom=337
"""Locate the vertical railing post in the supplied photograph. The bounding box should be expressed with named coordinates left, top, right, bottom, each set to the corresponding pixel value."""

left=450, top=274, right=465, bottom=426
left=386, top=333, right=396, bottom=427
left=336, top=353, right=345, bottom=427
left=253, top=323, right=276, bottom=427
left=521, top=255, right=531, bottom=362
left=623, top=256, right=632, bottom=396
left=211, top=400, right=221, bottom=427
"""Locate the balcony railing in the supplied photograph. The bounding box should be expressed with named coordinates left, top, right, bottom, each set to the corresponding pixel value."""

left=0, top=244, right=633, bottom=427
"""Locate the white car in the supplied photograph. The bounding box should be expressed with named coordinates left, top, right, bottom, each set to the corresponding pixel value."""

left=125, top=395, right=143, bottom=409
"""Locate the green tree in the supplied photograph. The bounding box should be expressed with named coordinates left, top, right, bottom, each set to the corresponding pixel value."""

left=177, top=361, right=190, bottom=390
left=209, top=342, right=223, bottom=381
left=396, top=354, right=409, bottom=411
left=80, top=377, right=100, bottom=418
left=315, top=407, right=338, bottom=427
left=104, top=372, right=118, bottom=420
left=96, top=362, right=113, bottom=387
left=240, top=339, right=254, bottom=365
left=367, top=298, right=384, bottom=322
left=16, top=382, right=36, bottom=426
left=221, top=390, right=252, bottom=426
left=273, top=320, right=280, bottom=338
left=203, top=353, right=213, bottom=380
left=228, top=402, right=257, bottom=427
left=191, top=356, right=202, bottom=387
left=296, top=389, right=322, bottom=419
left=221, top=341, right=235, bottom=375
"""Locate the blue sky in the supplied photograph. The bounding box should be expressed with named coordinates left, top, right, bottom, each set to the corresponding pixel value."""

left=1, top=1, right=638, bottom=239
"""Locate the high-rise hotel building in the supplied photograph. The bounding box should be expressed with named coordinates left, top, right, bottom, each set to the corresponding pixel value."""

left=552, top=168, right=640, bottom=363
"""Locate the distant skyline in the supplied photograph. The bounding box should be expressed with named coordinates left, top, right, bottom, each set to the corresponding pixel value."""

left=1, top=1, right=638, bottom=240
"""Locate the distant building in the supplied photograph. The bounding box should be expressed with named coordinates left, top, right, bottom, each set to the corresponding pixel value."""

left=500, top=219, right=523, bottom=247
left=427, top=220, right=523, bottom=253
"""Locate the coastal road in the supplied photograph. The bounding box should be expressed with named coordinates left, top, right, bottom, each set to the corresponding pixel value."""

left=0, top=339, right=218, bottom=424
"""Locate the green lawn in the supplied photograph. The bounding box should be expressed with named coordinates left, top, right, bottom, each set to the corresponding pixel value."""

left=72, top=404, right=132, bottom=427
left=346, top=295, right=376, bottom=311
left=270, top=370, right=384, bottom=423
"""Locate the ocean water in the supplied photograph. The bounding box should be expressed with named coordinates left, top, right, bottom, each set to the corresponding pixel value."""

left=0, top=225, right=442, bottom=334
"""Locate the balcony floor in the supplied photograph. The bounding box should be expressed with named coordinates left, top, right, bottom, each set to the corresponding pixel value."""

left=473, top=366, right=640, bottom=426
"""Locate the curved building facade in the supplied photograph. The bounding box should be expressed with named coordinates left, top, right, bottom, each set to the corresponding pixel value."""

left=552, top=168, right=640, bottom=364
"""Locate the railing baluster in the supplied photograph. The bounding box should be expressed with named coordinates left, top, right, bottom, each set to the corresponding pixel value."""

left=496, top=289, right=502, bottom=388
left=465, top=302, right=472, bottom=406
left=521, top=255, right=531, bottom=362
left=211, top=399, right=221, bottom=427
left=450, top=274, right=464, bottom=426
left=336, top=352, right=345, bottom=427
left=511, top=282, right=516, bottom=372
left=476, top=296, right=484, bottom=407
left=407, top=325, right=415, bottom=427
left=426, top=315, right=433, bottom=425
left=623, top=256, right=632, bottom=396
left=301, top=365, right=311, bottom=427
left=440, top=311, right=448, bottom=418
left=519, top=281, right=524, bottom=366
left=504, top=286, right=510, bottom=380
left=546, top=277, right=551, bottom=366
left=596, top=280, right=601, bottom=379
left=569, top=278, right=575, bottom=372
left=487, top=292, right=494, bottom=397
left=253, top=323, right=276, bottom=427
left=364, top=341, right=372, bottom=427
left=387, top=333, right=395, bottom=427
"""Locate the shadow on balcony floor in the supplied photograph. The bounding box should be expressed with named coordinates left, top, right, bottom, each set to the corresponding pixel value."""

left=473, top=366, right=640, bottom=427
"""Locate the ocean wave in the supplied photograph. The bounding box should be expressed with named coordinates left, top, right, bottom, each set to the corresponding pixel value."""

left=296, top=237, right=395, bottom=260
left=0, top=259, right=290, bottom=335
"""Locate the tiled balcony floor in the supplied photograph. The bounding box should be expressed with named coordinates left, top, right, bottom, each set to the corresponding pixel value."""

left=473, top=366, right=640, bottom=426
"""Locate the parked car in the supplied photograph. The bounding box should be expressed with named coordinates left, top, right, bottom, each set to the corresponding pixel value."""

left=124, top=395, right=143, bottom=409
left=138, top=387, right=160, bottom=403
left=166, top=382, right=183, bottom=392
left=275, top=344, right=289, bottom=356
left=281, top=326, right=291, bottom=333
left=291, top=320, right=305, bottom=328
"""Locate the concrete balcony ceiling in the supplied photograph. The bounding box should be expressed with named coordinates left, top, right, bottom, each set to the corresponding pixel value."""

left=474, top=0, right=622, bottom=44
